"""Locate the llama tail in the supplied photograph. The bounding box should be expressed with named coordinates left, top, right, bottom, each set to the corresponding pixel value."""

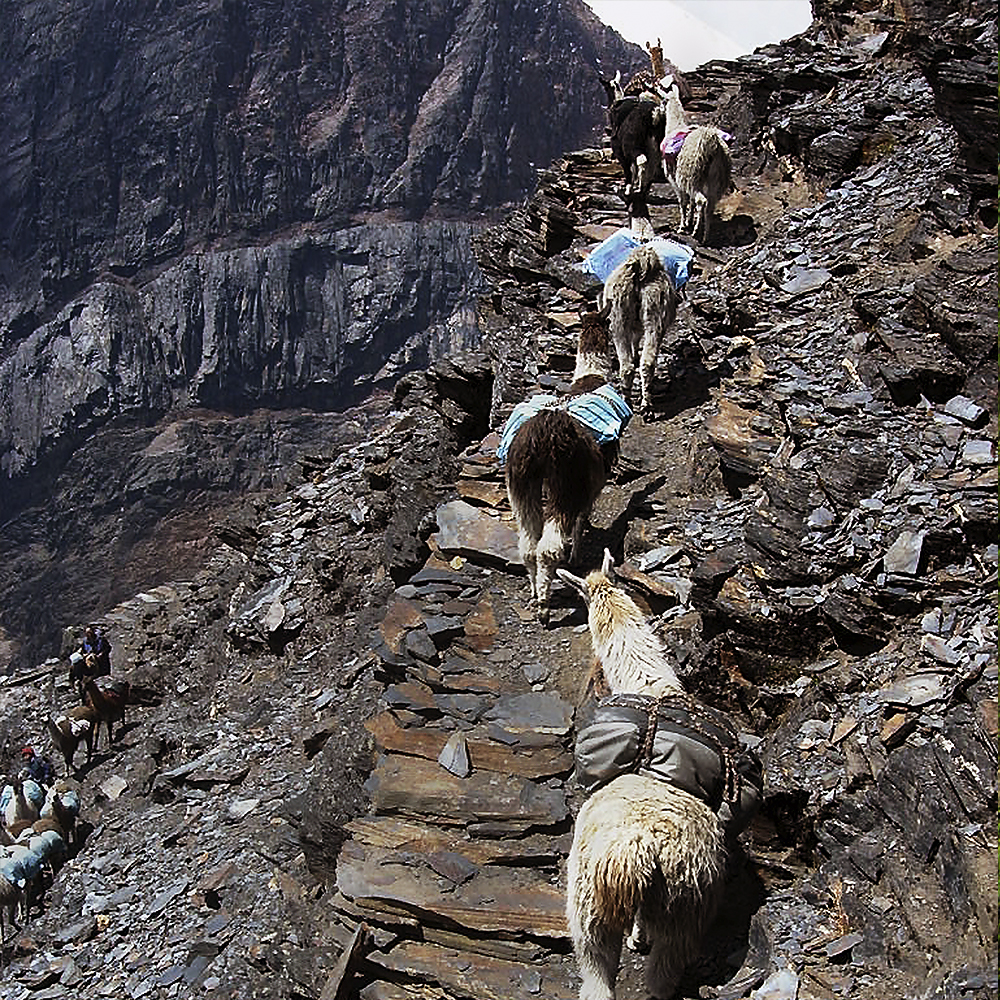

left=568, top=777, right=725, bottom=939
left=588, top=828, right=661, bottom=931
left=506, top=409, right=599, bottom=531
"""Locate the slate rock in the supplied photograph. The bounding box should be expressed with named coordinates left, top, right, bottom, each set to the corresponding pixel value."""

left=944, top=395, right=987, bottom=427
left=431, top=500, right=521, bottom=571
left=883, top=530, right=924, bottom=576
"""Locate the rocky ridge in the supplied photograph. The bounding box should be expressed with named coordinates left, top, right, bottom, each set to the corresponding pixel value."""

left=0, top=1, right=997, bottom=999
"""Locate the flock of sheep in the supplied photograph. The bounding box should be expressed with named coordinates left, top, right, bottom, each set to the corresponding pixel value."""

left=500, top=43, right=753, bottom=1000
left=0, top=674, right=130, bottom=953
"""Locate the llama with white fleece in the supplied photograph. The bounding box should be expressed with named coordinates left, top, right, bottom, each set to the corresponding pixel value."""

left=557, top=551, right=762, bottom=1000
left=601, top=243, right=678, bottom=418
left=661, top=80, right=733, bottom=245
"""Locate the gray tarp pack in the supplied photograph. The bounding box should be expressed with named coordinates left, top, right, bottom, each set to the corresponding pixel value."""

left=574, top=692, right=763, bottom=837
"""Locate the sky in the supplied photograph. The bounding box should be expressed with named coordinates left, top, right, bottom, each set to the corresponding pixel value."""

left=584, top=0, right=814, bottom=71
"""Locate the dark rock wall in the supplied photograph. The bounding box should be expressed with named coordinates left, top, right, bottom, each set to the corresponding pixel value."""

left=0, top=0, right=642, bottom=333
left=0, top=0, right=645, bottom=517
left=0, top=222, right=481, bottom=505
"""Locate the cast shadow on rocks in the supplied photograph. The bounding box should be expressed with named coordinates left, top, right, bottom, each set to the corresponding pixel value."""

left=711, top=212, right=758, bottom=249
left=601, top=475, right=669, bottom=560
left=684, top=845, right=768, bottom=998
left=650, top=344, right=730, bottom=423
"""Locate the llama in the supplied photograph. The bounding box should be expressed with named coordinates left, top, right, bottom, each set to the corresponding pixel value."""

left=83, top=676, right=130, bottom=751
left=499, top=314, right=631, bottom=625
left=619, top=41, right=691, bottom=104
left=601, top=243, right=678, bottom=418
left=661, top=81, right=733, bottom=245
left=1, top=777, right=39, bottom=829
left=599, top=78, right=666, bottom=226
left=46, top=705, right=97, bottom=774
left=557, top=550, right=761, bottom=1000
left=0, top=871, right=18, bottom=950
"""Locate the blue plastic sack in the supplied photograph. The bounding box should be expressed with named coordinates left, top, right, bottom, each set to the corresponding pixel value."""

left=578, top=228, right=695, bottom=290
left=497, top=386, right=632, bottom=466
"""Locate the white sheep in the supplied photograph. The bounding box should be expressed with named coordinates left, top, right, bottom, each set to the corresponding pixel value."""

left=557, top=551, right=731, bottom=1000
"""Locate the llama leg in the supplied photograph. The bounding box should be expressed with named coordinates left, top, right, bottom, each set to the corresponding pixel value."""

left=642, top=898, right=712, bottom=1000
left=569, top=512, right=587, bottom=565
left=618, top=351, right=635, bottom=403
left=536, top=558, right=553, bottom=625
left=575, top=925, right=623, bottom=1000
left=568, top=889, right=622, bottom=1000
left=692, top=192, right=708, bottom=242
left=701, top=197, right=712, bottom=245
left=536, top=519, right=566, bottom=625
left=611, top=323, right=635, bottom=402
left=518, top=527, right=539, bottom=602
left=508, top=474, right=543, bottom=604
left=638, top=314, right=662, bottom=418
left=644, top=938, right=684, bottom=1000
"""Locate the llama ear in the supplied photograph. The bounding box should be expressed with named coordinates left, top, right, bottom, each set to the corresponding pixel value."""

left=556, top=568, right=589, bottom=600
left=601, top=548, right=615, bottom=576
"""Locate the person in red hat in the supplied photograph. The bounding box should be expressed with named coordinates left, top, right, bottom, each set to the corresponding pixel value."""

left=20, top=746, right=54, bottom=786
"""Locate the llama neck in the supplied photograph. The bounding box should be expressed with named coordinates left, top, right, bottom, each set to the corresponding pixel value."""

left=665, top=89, right=687, bottom=133
left=589, top=592, right=684, bottom=697
left=572, top=351, right=611, bottom=384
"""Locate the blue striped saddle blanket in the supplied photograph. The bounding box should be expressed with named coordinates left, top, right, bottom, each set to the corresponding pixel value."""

left=497, top=384, right=633, bottom=466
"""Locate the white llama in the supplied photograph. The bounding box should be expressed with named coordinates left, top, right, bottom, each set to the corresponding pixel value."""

left=558, top=551, right=760, bottom=1000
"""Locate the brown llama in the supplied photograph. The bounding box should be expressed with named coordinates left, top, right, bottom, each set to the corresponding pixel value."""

left=500, top=314, right=631, bottom=624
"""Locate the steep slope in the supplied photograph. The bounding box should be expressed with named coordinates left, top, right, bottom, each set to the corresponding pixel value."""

left=0, top=0, right=648, bottom=667
left=0, top=0, right=995, bottom=998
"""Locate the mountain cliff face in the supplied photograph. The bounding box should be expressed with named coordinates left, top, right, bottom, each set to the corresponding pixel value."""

left=0, top=0, right=648, bottom=659
left=0, top=0, right=644, bottom=504
left=0, top=0, right=640, bottom=329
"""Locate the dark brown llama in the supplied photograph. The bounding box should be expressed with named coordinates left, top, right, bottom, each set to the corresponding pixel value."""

left=502, top=314, right=631, bottom=624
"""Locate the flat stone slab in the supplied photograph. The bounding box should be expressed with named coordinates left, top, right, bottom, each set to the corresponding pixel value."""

left=365, top=711, right=573, bottom=780
left=883, top=530, right=924, bottom=576
left=364, top=753, right=567, bottom=831
left=344, top=815, right=566, bottom=865
left=336, top=840, right=569, bottom=942
left=780, top=265, right=832, bottom=295
left=432, top=500, right=521, bottom=571
left=368, top=939, right=578, bottom=1000
left=484, top=691, right=574, bottom=736
left=456, top=478, right=507, bottom=508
